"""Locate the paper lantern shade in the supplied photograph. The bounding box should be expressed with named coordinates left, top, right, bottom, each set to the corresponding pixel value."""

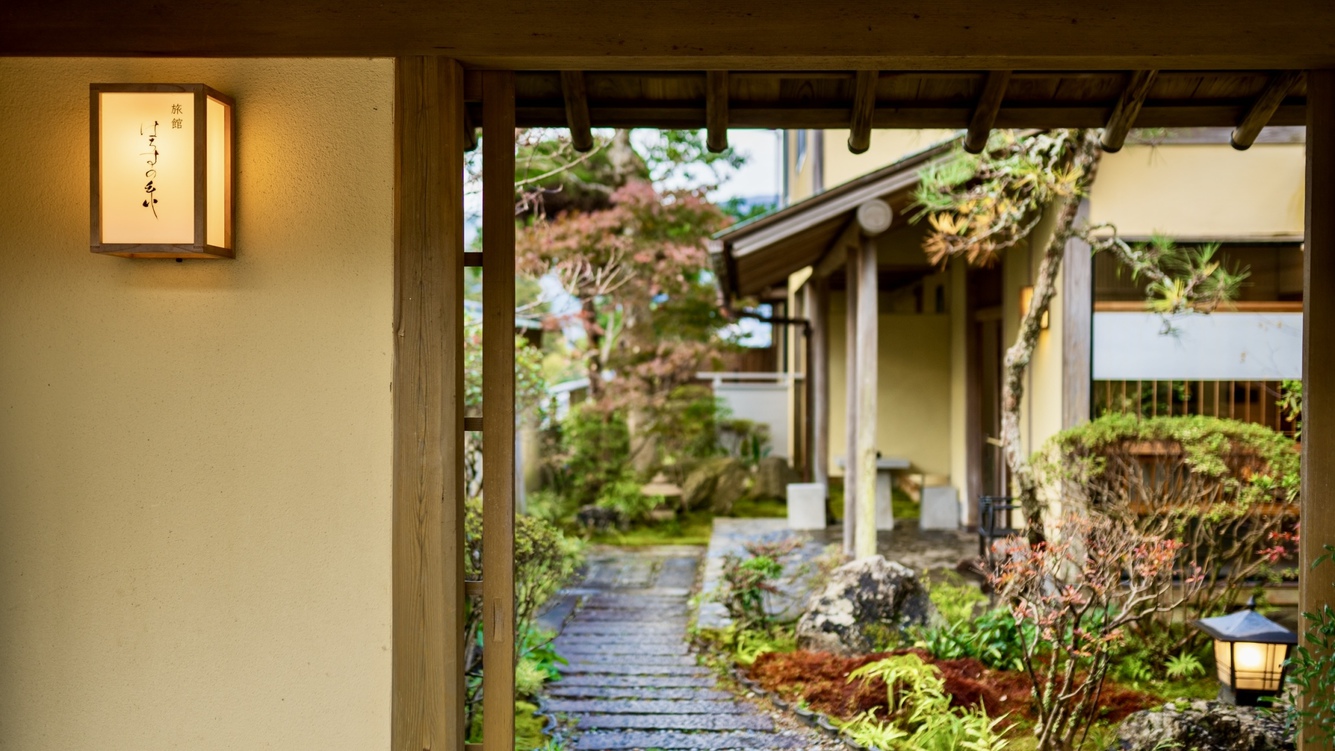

left=90, top=84, right=234, bottom=258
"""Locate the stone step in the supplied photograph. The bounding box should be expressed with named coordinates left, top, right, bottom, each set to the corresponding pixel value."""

left=548, top=686, right=733, bottom=701
left=562, top=654, right=697, bottom=667
left=554, top=642, right=687, bottom=656
left=544, top=699, right=745, bottom=715
left=572, top=611, right=690, bottom=622
left=560, top=626, right=688, bottom=637
left=554, top=675, right=717, bottom=688
left=576, top=713, right=774, bottom=731
left=572, top=730, right=806, bottom=749
left=558, top=663, right=711, bottom=677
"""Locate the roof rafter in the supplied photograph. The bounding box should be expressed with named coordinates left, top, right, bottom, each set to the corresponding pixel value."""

left=847, top=70, right=879, bottom=154
left=706, top=71, right=729, bottom=153
left=1232, top=71, right=1304, bottom=150
left=560, top=71, right=593, bottom=152
left=965, top=70, right=1012, bottom=154
left=1101, top=69, right=1159, bottom=152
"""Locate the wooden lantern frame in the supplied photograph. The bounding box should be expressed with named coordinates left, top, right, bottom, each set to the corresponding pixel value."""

left=90, top=83, right=235, bottom=259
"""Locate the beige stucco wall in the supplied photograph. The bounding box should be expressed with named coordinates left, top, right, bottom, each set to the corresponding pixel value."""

left=0, top=59, right=393, bottom=750
left=999, top=209, right=1066, bottom=462
left=821, top=129, right=957, bottom=189
left=828, top=295, right=953, bottom=480
left=1089, top=143, right=1305, bottom=239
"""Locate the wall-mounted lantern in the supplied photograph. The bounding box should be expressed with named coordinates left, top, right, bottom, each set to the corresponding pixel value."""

left=1194, top=608, right=1297, bottom=706
left=91, top=84, right=234, bottom=258
left=1019, top=285, right=1050, bottom=329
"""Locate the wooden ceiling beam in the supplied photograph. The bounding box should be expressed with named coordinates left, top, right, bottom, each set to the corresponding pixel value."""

left=964, top=70, right=1012, bottom=154
left=847, top=70, right=879, bottom=154
left=1231, top=70, right=1304, bottom=150
left=706, top=71, right=729, bottom=153
left=560, top=71, right=594, bottom=152
left=1100, top=69, right=1159, bottom=152
left=4, top=2, right=1335, bottom=69
left=507, top=102, right=1307, bottom=131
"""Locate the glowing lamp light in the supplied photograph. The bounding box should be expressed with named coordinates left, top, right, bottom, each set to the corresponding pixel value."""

left=1019, top=285, right=1050, bottom=329
left=91, top=84, right=234, bottom=258
left=1194, top=608, right=1296, bottom=706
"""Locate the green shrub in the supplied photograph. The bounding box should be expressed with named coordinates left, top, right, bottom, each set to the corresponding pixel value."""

left=1036, top=414, right=1300, bottom=662
left=843, top=653, right=1009, bottom=750
left=713, top=538, right=801, bottom=629
left=462, top=499, right=584, bottom=733
left=916, top=608, right=1027, bottom=672
left=1288, top=544, right=1335, bottom=745
left=555, top=402, right=632, bottom=509
left=650, top=384, right=728, bottom=466
left=595, top=472, right=659, bottom=522
left=926, top=573, right=989, bottom=625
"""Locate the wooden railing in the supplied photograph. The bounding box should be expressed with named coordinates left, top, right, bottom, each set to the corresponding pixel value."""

left=1093, top=379, right=1297, bottom=436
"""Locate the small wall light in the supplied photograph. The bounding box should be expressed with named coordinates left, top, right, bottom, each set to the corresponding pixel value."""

left=1194, top=607, right=1296, bottom=706
left=1019, top=285, right=1049, bottom=329
left=91, top=84, right=234, bottom=258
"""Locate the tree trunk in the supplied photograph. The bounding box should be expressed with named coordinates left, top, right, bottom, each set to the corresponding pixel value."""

left=1001, top=130, right=1104, bottom=540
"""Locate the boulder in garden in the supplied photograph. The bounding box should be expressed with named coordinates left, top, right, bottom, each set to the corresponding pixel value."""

left=795, top=555, right=936, bottom=656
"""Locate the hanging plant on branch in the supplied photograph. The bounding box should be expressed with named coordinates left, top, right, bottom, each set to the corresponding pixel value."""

left=911, top=128, right=1246, bottom=539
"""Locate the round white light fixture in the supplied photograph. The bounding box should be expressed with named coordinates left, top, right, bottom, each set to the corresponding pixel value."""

left=856, top=199, right=893, bottom=236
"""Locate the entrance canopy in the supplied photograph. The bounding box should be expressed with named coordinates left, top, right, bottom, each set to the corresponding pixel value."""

left=710, top=139, right=952, bottom=301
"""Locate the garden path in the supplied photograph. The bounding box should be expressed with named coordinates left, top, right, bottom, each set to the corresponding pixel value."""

left=543, top=546, right=830, bottom=751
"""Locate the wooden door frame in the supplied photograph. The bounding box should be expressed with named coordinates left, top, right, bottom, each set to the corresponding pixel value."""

left=392, top=57, right=517, bottom=751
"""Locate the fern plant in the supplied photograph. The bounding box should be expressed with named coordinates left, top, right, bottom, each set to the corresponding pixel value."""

left=1165, top=652, right=1206, bottom=681
left=844, top=654, right=1008, bottom=750
left=1288, top=544, right=1335, bottom=744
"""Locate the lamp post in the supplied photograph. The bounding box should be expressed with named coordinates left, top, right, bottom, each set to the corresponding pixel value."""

left=1194, top=608, right=1297, bottom=707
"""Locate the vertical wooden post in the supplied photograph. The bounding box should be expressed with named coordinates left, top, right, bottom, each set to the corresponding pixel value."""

left=1062, top=200, right=1092, bottom=429
left=844, top=248, right=859, bottom=556
left=393, top=56, right=465, bottom=751
left=481, top=70, right=517, bottom=751
left=1302, top=68, right=1335, bottom=751
left=810, top=275, right=830, bottom=493
left=854, top=236, right=880, bottom=558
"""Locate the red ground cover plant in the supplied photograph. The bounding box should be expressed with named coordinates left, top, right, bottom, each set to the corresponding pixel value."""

left=746, top=648, right=1155, bottom=729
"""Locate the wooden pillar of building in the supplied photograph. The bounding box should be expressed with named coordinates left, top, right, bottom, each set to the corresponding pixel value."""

left=392, top=56, right=466, bottom=751
left=844, top=248, right=859, bottom=556
left=810, top=276, right=830, bottom=493
left=481, top=70, right=517, bottom=751
left=1302, top=68, right=1335, bottom=751
left=854, top=235, right=880, bottom=559
left=1061, top=200, right=1092, bottom=430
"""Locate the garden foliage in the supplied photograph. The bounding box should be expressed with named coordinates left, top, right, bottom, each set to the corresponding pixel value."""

left=912, top=129, right=1244, bottom=536
left=462, top=497, right=584, bottom=733
left=714, top=538, right=802, bottom=630
left=1289, top=544, right=1335, bottom=745
left=1036, top=414, right=1300, bottom=660
left=841, top=653, right=1009, bottom=751
left=989, top=512, right=1204, bottom=751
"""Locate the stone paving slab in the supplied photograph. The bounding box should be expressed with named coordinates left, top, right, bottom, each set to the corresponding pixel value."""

left=545, top=699, right=745, bottom=715
left=554, top=640, right=688, bottom=653
left=572, top=730, right=807, bottom=749
left=548, top=686, right=733, bottom=701
left=560, top=625, right=688, bottom=636
left=571, top=614, right=685, bottom=623
left=555, top=675, right=718, bottom=688
left=543, top=545, right=829, bottom=751
left=557, top=663, right=710, bottom=676
left=576, top=713, right=774, bottom=731
left=562, top=654, right=697, bottom=667
left=554, top=636, right=688, bottom=648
